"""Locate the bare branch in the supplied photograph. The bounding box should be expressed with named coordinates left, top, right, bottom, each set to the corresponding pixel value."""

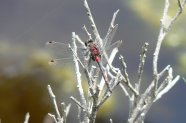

left=69, top=96, right=88, bottom=113
left=119, top=83, right=130, bottom=98
left=83, top=0, right=102, bottom=45
left=119, top=55, right=138, bottom=97
left=97, top=73, right=120, bottom=108
left=178, top=0, right=183, bottom=12
left=153, top=0, right=170, bottom=93
left=47, top=85, right=62, bottom=121
left=137, top=42, right=149, bottom=93
left=169, top=0, right=186, bottom=26
left=75, top=35, right=86, bottom=49
left=103, top=10, right=119, bottom=49
left=61, top=103, right=71, bottom=123
left=68, top=45, right=85, bottom=68
left=158, top=65, right=171, bottom=78
left=153, top=0, right=186, bottom=93
left=46, top=1, right=185, bottom=123
left=71, top=34, right=96, bottom=96
left=48, top=113, right=58, bottom=123
left=157, top=68, right=172, bottom=92
left=111, top=9, right=120, bottom=27
left=134, top=97, right=152, bottom=123
left=65, top=104, right=71, bottom=117
left=119, top=55, right=130, bottom=84
left=72, top=32, right=88, bottom=122
left=155, top=75, right=180, bottom=102
left=72, top=32, right=86, bottom=102
left=83, top=25, right=92, bottom=40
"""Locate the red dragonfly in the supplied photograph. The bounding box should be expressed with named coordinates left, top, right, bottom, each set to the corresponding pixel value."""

left=46, top=39, right=121, bottom=92
left=85, top=38, right=122, bottom=92
left=85, top=39, right=111, bottom=91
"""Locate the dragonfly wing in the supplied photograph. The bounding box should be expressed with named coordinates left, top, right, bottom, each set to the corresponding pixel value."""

left=46, top=41, right=87, bottom=64
left=103, top=24, right=118, bottom=50
left=94, top=36, right=103, bottom=51
left=106, top=40, right=122, bottom=53
left=101, top=40, right=122, bottom=65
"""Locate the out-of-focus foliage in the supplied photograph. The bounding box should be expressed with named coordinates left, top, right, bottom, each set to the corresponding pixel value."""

left=124, top=0, right=186, bottom=75
left=178, top=52, right=186, bottom=74
left=0, top=42, right=74, bottom=123
left=127, top=0, right=186, bottom=47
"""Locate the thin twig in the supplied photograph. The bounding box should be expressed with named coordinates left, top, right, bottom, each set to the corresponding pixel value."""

left=169, top=0, right=186, bottom=29
left=119, top=55, right=138, bottom=97
left=65, top=103, right=71, bottom=117
left=48, top=113, right=57, bottom=123
left=119, top=55, right=130, bottom=83
left=158, top=65, right=171, bottom=78
left=97, top=73, right=120, bottom=109
left=178, top=0, right=183, bottom=12
left=71, top=34, right=95, bottom=97
left=119, top=83, right=130, bottom=98
left=75, top=35, right=86, bottom=48
left=69, top=96, right=87, bottom=113
left=103, top=10, right=119, bottom=49
left=183, top=77, right=186, bottom=84
left=83, top=0, right=101, bottom=45
left=110, top=118, right=113, bottom=123
left=156, top=67, right=172, bottom=93
left=137, top=42, right=149, bottom=93
left=155, top=76, right=180, bottom=102
left=23, top=112, right=30, bottom=123
left=83, top=25, right=92, bottom=40
left=61, top=103, right=66, bottom=123
left=68, top=45, right=85, bottom=68
left=110, top=9, right=120, bottom=27
left=61, top=102, right=71, bottom=123
left=47, top=85, right=62, bottom=121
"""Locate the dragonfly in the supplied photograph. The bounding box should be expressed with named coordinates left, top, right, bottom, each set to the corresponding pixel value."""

left=85, top=39, right=111, bottom=91
left=46, top=38, right=122, bottom=92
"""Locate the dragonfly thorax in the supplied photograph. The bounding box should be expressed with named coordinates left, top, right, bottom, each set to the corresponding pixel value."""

left=85, top=39, right=101, bottom=62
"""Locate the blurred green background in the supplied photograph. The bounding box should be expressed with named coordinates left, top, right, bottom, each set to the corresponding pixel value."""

left=0, top=0, right=186, bottom=123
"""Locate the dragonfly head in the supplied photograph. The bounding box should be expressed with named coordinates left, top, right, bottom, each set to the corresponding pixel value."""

left=85, top=39, right=93, bottom=47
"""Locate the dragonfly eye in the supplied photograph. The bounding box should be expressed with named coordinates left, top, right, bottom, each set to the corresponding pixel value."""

left=88, top=39, right=93, bottom=43
left=85, top=42, right=87, bottom=46
left=85, top=39, right=93, bottom=46
left=50, top=59, right=54, bottom=62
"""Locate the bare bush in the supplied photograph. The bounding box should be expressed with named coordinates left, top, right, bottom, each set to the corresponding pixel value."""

left=44, top=0, right=186, bottom=123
